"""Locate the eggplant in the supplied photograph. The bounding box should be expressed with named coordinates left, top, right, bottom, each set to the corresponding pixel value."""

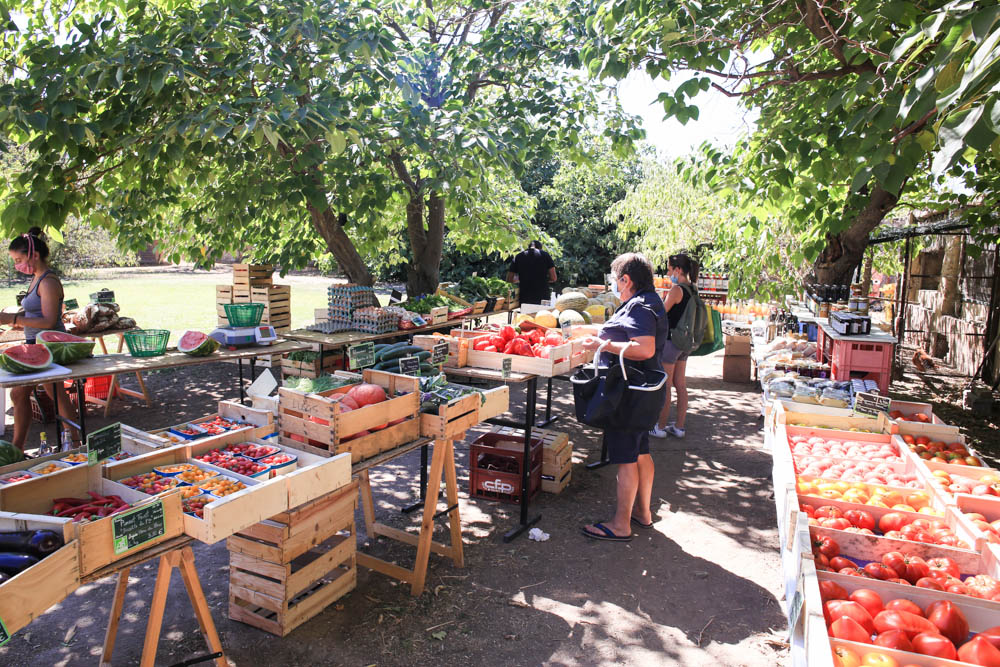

left=0, top=571, right=9, bottom=584
left=0, top=552, right=39, bottom=575
left=0, top=530, right=64, bottom=557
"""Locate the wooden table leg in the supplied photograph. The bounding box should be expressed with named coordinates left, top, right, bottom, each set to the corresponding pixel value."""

left=140, top=551, right=178, bottom=667
left=411, top=439, right=448, bottom=596
left=358, top=470, right=377, bottom=538
left=103, top=374, right=119, bottom=419
left=442, top=440, right=464, bottom=568
left=99, top=568, right=131, bottom=667
left=176, top=547, right=227, bottom=667
left=98, top=334, right=109, bottom=355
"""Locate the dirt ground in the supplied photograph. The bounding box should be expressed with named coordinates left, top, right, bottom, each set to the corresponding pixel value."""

left=0, top=349, right=790, bottom=666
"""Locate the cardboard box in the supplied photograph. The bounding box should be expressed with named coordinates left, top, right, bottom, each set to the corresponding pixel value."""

left=724, top=334, right=751, bottom=356
left=722, top=355, right=751, bottom=383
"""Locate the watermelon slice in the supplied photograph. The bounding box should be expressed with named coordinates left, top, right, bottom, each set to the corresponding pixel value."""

left=37, top=330, right=96, bottom=364
left=178, top=330, right=220, bottom=357
left=0, top=344, right=54, bottom=374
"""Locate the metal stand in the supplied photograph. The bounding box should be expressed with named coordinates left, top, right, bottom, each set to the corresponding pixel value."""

left=502, top=376, right=541, bottom=542
left=586, top=438, right=611, bottom=470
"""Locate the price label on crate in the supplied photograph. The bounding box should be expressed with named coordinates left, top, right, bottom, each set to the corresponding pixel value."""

left=112, top=500, right=166, bottom=555
left=347, top=342, right=376, bottom=370
left=64, top=297, right=79, bottom=310
left=431, top=340, right=449, bottom=366
left=389, top=289, right=403, bottom=304
left=87, top=422, right=122, bottom=466
left=787, top=571, right=805, bottom=641
left=853, top=391, right=890, bottom=418
left=398, top=356, right=421, bottom=376
left=0, top=616, right=9, bottom=647
left=502, top=357, right=512, bottom=379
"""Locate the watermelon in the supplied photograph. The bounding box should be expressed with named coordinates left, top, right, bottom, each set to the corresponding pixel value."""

left=177, top=331, right=220, bottom=357
left=37, top=330, right=96, bottom=365
left=0, top=440, right=23, bottom=465
left=0, top=344, right=53, bottom=374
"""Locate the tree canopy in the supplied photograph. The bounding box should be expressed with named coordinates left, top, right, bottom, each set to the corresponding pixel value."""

left=0, top=0, right=640, bottom=295
left=578, top=0, right=1000, bottom=287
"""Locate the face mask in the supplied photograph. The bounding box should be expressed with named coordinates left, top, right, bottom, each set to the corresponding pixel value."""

left=15, top=234, right=35, bottom=275
left=14, top=261, right=33, bottom=275
left=610, top=280, right=621, bottom=298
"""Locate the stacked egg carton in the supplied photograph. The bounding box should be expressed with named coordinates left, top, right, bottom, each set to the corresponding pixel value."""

left=326, top=285, right=378, bottom=332
left=351, top=306, right=398, bottom=334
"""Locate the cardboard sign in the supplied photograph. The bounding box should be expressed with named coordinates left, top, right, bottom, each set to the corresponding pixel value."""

left=112, top=500, right=166, bottom=555
left=854, top=391, right=890, bottom=418
left=431, top=340, right=449, bottom=365
left=389, top=289, right=403, bottom=304
left=398, top=356, right=420, bottom=376
left=87, top=422, right=122, bottom=466
left=0, top=616, right=9, bottom=647
left=501, top=357, right=512, bottom=379
left=347, top=342, right=375, bottom=370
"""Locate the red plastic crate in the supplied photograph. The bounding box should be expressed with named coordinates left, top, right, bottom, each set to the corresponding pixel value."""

left=64, top=375, right=117, bottom=400
left=831, top=339, right=893, bottom=371
left=469, top=432, right=543, bottom=504
left=830, top=360, right=890, bottom=394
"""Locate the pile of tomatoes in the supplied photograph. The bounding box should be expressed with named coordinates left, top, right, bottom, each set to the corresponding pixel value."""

left=927, top=469, right=1000, bottom=498
left=804, top=505, right=970, bottom=549
left=824, top=579, right=1000, bottom=664
left=798, top=478, right=938, bottom=513
left=470, top=326, right=566, bottom=357
left=900, top=434, right=982, bottom=466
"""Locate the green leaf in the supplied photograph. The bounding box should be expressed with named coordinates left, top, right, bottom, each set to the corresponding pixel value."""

left=151, top=67, right=167, bottom=94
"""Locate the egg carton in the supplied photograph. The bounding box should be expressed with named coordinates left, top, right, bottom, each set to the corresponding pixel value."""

left=352, top=307, right=398, bottom=334
left=306, top=321, right=356, bottom=334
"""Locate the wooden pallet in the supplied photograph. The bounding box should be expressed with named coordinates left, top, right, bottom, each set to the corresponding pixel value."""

left=233, top=264, right=273, bottom=287
left=227, top=483, right=357, bottom=636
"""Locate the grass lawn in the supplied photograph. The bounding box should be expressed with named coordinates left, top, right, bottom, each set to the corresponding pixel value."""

left=0, top=275, right=335, bottom=345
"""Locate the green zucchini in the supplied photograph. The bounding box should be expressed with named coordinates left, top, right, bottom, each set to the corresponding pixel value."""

left=374, top=341, right=407, bottom=362
left=380, top=345, right=425, bottom=362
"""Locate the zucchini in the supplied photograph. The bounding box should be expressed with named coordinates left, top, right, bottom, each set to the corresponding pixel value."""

left=374, top=341, right=408, bottom=362
left=380, top=345, right=425, bottom=362
left=419, top=363, right=436, bottom=375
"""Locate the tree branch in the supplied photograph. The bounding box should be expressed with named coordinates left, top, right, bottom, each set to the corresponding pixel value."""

left=707, top=61, right=875, bottom=97
left=389, top=150, right=419, bottom=194
left=891, top=108, right=936, bottom=143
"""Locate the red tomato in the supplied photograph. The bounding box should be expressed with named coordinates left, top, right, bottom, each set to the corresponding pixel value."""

left=881, top=552, right=929, bottom=584
left=826, top=600, right=876, bottom=635
left=845, top=510, right=876, bottom=531
left=831, top=616, right=873, bottom=644
left=886, top=577, right=912, bottom=585
left=926, top=557, right=961, bottom=579
left=873, top=629, right=913, bottom=652
left=820, top=580, right=849, bottom=602
left=863, top=563, right=899, bottom=581
left=482, top=345, right=498, bottom=352
left=966, top=575, right=1000, bottom=599
left=814, top=535, right=840, bottom=558
left=911, top=632, right=957, bottom=659
left=958, top=635, right=1000, bottom=666
left=925, top=600, right=969, bottom=645
left=885, top=599, right=924, bottom=616
left=840, top=567, right=868, bottom=577
left=849, top=589, right=884, bottom=618
left=915, top=577, right=945, bottom=591
left=830, top=556, right=855, bottom=571
left=543, top=332, right=563, bottom=347
left=816, top=505, right=845, bottom=519
left=977, top=627, right=1000, bottom=651
left=873, top=609, right=938, bottom=639
left=947, top=583, right=971, bottom=595
left=821, top=517, right=853, bottom=530
left=879, top=512, right=911, bottom=533
left=861, top=653, right=899, bottom=667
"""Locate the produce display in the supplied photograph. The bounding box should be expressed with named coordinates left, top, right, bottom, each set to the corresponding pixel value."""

left=798, top=479, right=938, bottom=512
left=67, top=302, right=135, bottom=334
left=804, top=506, right=968, bottom=548
left=0, top=471, right=35, bottom=484
left=0, top=529, right=64, bottom=578
left=282, top=374, right=354, bottom=393
left=49, top=492, right=132, bottom=521
left=154, top=463, right=198, bottom=476
left=259, top=452, right=295, bottom=467
left=926, top=470, right=1000, bottom=497
left=119, top=472, right=180, bottom=495
left=36, top=330, right=95, bottom=364
left=195, top=449, right=234, bottom=467
left=177, top=330, right=220, bottom=357
left=899, top=434, right=982, bottom=466
left=60, top=453, right=89, bottom=464
left=795, top=462, right=920, bottom=487
left=197, top=476, right=246, bottom=497
left=447, top=276, right=513, bottom=303
left=470, top=325, right=569, bottom=358
left=182, top=495, right=212, bottom=518
left=29, top=461, right=71, bottom=476
left=788, top=434, right=903, bottom=463
left=889, top=409, right=934, bottom=423
left=418, top=374, right=483, bottom=413
left=179, top=485, right=206, bottom=499
left=197, top=416, right=247, bottom=435
left=0, top=343, right=53, bottom=374
left=223, top=443, right=279, bottom=459
left=372, top=342, right=433, bottom=373
left=405, top=293, right=453, bottom=315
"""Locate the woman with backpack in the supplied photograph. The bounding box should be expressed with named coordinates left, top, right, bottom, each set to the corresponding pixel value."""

left=650, top=253, right=700, bottom=439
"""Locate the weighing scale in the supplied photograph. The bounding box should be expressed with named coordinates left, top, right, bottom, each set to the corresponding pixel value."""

left=209, top=324, right=278, bottom=349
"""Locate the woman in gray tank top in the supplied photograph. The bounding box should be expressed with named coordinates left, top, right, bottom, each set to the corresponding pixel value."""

left=1, top=228, right=77, bottom=451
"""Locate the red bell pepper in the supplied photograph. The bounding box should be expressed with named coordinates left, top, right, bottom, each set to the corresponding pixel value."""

left=500, top=325, right=516, bottom=342
left=482, top=345, right=497, bottom=352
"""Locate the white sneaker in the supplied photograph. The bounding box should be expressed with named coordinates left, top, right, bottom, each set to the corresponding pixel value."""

left=666, top=425, right=686, bottom=438
left=649, top=426, right=668, bottom=438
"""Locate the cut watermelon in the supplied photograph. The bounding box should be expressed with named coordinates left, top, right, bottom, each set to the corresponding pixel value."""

left=37, top=330, right=96, bottom=365
left=0, top=344, right=53, bottom=374
left=178, top=331, right=220, bottom=357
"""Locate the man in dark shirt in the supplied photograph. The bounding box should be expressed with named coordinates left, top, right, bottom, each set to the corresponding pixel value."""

left=506, top=241, right=556, bottom=305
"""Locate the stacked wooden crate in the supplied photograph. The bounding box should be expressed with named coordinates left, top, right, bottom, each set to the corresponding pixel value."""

left=489, top=426, right=572, bottom=494
left=227, top=481, right=358, bottom=637
left=216, top=265, right=291, bottom=333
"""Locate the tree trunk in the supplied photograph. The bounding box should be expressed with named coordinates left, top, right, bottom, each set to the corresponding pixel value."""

left=307, top=205, right=373, bottom=285
left=859, top=249, right=874, bottom=297
left=812, top=185, right=899, bottom=284
left=938, top=234, right=963, bottom=318
left=404, top=191, right=445, bottom=297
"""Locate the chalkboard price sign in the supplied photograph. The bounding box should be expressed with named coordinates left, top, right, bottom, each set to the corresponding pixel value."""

left=0, top=616, right=9, bottom=647
left=854, top=391, right=890, bottom=418
left=87, top=422, right=122, bottom=466
left=431, top=341, right=449, bottom=366
left=112, top=500, right=166, bottom=555
left=501, top=357, right=512, bottom=379
left=389, top=289, right=403, bottom=304
left=64, top=298, right=79, bottom=311
left=347, top=342, right=376, bottom=370
left=398, top=356, right=421, bottom=376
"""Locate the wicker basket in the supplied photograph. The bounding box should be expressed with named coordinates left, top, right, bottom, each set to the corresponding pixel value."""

left=123, top=329, right=170, bottom=358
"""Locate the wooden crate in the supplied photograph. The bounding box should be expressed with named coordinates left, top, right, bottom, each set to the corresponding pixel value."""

left=216, top=284, right=234, bottom=305
left=430, top=306, right=449, bottom=324
left=411, top=334, right=468, bottom=368
left=436, top=288, right=471, bottom=308
left=228, top=482, right=357, bottom=636
left=281, top=354, right=343, bottom=379
left=472, top=300, right=487, bottom=314
left=277, top=369, right=421, bottom=463
left=0, top=512, right=79, bottom=636
left=148, top=402, right=274, bottom=447
left=541, top=464, right=571, bottom=494
left=218, top=284, right=290, bottom=328
left=0, top=464, right=184, bottom=576
left=490, top=425, right=570, bottom=492
left=460, top=338, right=588, bottom=377
left=419, top=385, right=509, bottom=440
left=233, top=263, right=273, bottom=287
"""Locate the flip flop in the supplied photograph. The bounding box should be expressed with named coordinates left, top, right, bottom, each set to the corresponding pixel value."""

left=581, top=522, right=632, bottom=542
left=630, top=516, right=654, bottom=529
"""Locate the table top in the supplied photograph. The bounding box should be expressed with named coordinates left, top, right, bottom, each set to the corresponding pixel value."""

left=285, top=307, right=514, bottom=350
left=77, top=326, right=139, bottom=339
left=0, top=339, right=311, bottom=388
left=443, top=365, right=535, bottom=383
left=818, top=322, right=896, bottom=344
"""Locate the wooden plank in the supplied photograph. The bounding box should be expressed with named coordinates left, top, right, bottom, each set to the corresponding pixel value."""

left=282, top=566, right=355, bottom=633
left=356, top=552, right=414, bottom=584
left=284, top=535, right=354, bottom=598
left=373, top=523, right=454, bottom=559
left=0, top=540, right=80, bottom=635
left=230, top=568, right=286, bottom=599
left=78, top=492, right=185, bottom=575
left=281, top=453, right=352, bottom=509
left=236, top=520, right=288, bottom=544
left=228, top=598, right=283, bottom=636
left=229, top=550, right=288, bottom=582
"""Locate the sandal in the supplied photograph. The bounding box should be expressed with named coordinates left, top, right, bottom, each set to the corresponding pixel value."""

left=581, top=522, right=632, bottom=542
left=630, top=516, right=654, bottom=529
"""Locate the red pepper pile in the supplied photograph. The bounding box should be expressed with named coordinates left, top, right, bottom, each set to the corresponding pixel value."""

left=50, top=491, right=131, bottom=522
left=471, top=326, right=567, bottom=357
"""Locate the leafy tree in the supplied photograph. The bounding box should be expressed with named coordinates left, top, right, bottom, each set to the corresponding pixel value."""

left=576, top=0, right=1000, bottom=284
left=0, top=0, right=640, bottom=296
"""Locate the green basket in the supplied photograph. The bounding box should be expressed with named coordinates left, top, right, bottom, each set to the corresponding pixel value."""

left=123, top=329, right=170, bottom=358
left=223, top=303, right=265, bottom=327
